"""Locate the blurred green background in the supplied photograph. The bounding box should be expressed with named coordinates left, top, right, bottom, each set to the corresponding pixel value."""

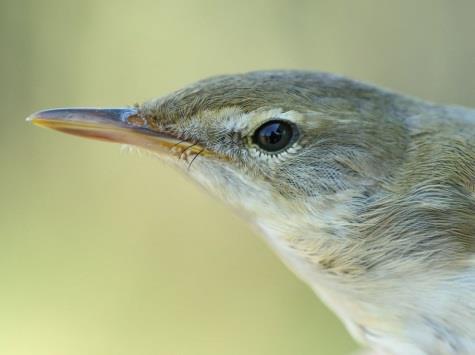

left=1, top=1, right=474, bottom=354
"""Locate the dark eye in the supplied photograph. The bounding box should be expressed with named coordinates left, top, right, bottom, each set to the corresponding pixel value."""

left=252, top=120, right=296, bottom=153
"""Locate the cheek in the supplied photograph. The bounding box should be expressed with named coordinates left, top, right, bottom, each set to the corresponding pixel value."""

left=275, top=156, right=353, bottom=197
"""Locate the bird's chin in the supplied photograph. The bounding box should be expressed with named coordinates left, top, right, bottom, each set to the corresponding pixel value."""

left=119, top=144, right=211, bottom=172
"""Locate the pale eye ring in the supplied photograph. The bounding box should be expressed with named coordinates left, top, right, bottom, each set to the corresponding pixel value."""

left=252, top=120, right=298, bottom=153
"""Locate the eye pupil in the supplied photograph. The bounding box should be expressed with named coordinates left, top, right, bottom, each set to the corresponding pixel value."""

left=253, top=120, right=295, bottom=152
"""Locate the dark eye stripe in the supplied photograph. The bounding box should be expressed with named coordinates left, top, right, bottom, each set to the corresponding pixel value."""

left=252, top=120, right=295, bottom=153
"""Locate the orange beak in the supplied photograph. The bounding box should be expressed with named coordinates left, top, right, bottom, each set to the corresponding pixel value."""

left=27, top=108, right=206, bottom=157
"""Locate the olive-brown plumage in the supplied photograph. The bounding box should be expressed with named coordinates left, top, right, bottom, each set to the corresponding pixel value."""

left=29, top=70, right=475, bottom=354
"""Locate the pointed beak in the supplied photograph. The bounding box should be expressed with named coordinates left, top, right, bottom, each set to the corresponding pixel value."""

left=27, top=108, right=196, bottom=154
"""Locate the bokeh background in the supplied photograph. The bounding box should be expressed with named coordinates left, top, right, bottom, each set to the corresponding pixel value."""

left=1, top=1, right=474, bottom=354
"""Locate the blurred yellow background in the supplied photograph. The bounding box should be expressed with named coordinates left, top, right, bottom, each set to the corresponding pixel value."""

left=1, top=1, right=474, bottom=354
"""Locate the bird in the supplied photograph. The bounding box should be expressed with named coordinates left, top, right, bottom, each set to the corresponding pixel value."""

left=28, top=70, right=475, bottom=355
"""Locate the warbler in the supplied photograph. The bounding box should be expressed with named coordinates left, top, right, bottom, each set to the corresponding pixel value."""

left=29, top=70, right=475, bottom=355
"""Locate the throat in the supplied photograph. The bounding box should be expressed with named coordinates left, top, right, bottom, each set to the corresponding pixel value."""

left=254, top=195, right=365, bottom=287
left=254, top=204, right=394, bottom=350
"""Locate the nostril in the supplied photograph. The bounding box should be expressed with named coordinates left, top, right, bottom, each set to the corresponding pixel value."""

left=126, top=114, right=147, bottom=127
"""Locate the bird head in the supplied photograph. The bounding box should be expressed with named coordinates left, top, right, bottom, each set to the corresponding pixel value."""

left=29, top=71, right=413, bottom=229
